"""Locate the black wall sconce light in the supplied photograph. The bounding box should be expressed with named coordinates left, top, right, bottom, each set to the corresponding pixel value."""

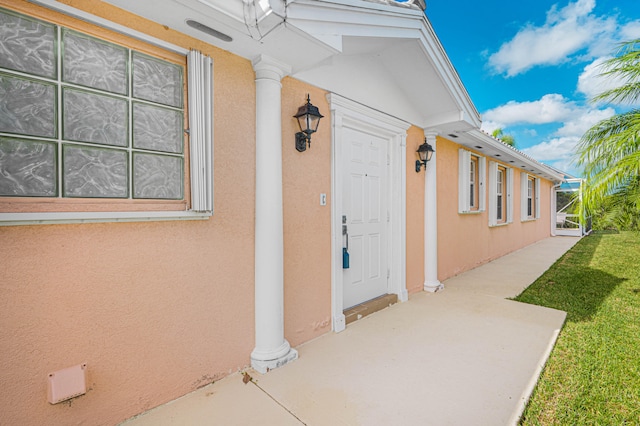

left=415, top=138, right=435, bottom=172
left=293, top=94, right=324, bottom=152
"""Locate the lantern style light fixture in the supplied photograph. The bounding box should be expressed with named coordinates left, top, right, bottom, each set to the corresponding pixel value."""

left=293, top=94, right=324, bottom=152
left=415, top=138, right=435, bottom=172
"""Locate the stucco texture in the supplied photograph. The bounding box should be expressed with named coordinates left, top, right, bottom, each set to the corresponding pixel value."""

left=281, top=79, right=332, bottom=347
left=435, top=136, right=553, bottom=281
left=0, top=1, right=330, bottom=425
left=405, top=126, right=426, bottom=295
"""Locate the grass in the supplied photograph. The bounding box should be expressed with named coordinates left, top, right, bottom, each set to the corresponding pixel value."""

left=515, top=231, right=640, bottom=425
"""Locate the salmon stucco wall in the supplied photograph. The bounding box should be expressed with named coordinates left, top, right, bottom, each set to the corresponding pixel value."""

left=281, top=80, right=332, bottom=347
left=0, top=1, right=330, bottom=425
left=435, top=136, right=554, bottom=281
left=405, top=127, right=426, bottom=295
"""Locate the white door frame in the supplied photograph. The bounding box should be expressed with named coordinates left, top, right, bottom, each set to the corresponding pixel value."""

left=552, top=181, right=584, bottom=237
left=328, top=94, right=410, bottom=332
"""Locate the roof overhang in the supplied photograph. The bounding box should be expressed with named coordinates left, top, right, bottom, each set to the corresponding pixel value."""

left=285, top=0, right=480, bottom=130
left=70, top=0, right=480, bottom=132
left=32, top=0, right=559, bottom=180
left=450, top=130, right=566, bottom=182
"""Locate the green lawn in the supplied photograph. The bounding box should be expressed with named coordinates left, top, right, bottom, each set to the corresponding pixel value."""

left=515, top=231, right=640, bottom=425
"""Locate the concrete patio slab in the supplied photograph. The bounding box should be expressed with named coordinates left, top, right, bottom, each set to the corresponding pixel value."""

left=121, top=236, right=580, bottom=426
left=120, top=369, right=301, bottom=426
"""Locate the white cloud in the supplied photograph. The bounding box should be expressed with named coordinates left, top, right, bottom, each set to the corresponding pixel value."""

left=482, top=94, right=577, bottom=125
left=483, top=95, right=614, bottom=176
left=480, top=120, right=503, bottom=135
left=556, top=106, right=615, bottom=136
left=488, top=0, right=603, bottom=76
left=577, top=21, right=640, bottom=103
left=522, top=136, right=584, bottom=176
left=479, top=0, right=640, bottom=175
left=577, top=57, right=616, bottom=100
left=523, top=136, right=578, bottom=161
left=482, top=93, right=614, bottom=134
left=487, top=0, right=637, bottom=77
left=620, top=21, right=640, bottom=40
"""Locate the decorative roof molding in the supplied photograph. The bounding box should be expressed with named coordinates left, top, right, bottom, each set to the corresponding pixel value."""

left=360, top=0, right=426, bottom=11
left=287, top=0, right=480, bottom=129
left=453, top=129, right=565, bottom=182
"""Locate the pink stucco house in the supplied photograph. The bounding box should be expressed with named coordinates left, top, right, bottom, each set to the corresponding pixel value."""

left=0, top=0, right=570, bottom=424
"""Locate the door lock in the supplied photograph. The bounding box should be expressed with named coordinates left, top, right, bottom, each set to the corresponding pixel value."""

left=342, top=215, right=349, bottom=269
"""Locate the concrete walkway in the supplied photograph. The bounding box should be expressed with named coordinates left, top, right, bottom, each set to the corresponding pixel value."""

left=121, top=236, right=580, bottom=426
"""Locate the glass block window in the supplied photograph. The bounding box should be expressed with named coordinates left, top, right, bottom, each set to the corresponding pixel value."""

left=0, top=7, right=184, bottom=200
left=0, top=137, right=57, bottom=197
left=0, top=9, right=56, bottom=78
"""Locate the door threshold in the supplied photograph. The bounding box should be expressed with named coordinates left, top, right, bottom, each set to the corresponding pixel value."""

left=344, top=294, right=398, bottom=325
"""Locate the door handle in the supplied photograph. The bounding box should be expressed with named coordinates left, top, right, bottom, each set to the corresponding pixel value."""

left=342, top=215, right=349, bottom=268
left=342, top=215, right=348, bottom=250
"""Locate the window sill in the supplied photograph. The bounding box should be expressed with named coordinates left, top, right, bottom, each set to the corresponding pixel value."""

left=459, top=210, right=484, bottom=215
left=521, top=217, right=538, bottom=223
left=0, top=210, right=212, bottom=226
left=489, top=222, right=510, bottom=228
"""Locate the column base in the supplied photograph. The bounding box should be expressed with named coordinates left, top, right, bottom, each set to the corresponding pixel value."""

left=251, top=348, right=298, bottom=374
left=333, top=314, right=346, bottom=333
left=424, top=280, right=444, bottom=293
left=398, top=288, right=409, bottom=302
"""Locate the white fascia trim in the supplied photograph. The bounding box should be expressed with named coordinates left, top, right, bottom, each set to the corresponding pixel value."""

left=286, top=1, right=423, bottom=42
left=0, top=211, right=211, bottom=226
left=27, top=0, right=189, bottom=55
left=291, top=0, right=425, bottom=17
left=415, top=24, right=480, bottom=128
left=465, top=130, right=565, bottom=182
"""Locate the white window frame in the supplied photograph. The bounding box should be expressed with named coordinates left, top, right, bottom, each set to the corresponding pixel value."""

left=497, top=168, right=505, bottom=221
left=470, top=158, right=477, bottom=209
left=488, top=161, right=513, bottom=227
left=520, top=172, right=540, bottom=221
left=458, top=149, right=485, bottom=214
left=0, top=6, right=213, bottom=226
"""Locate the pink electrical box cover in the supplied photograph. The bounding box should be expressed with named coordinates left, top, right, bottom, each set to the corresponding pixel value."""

left=47, top=363, right=87, bottom=404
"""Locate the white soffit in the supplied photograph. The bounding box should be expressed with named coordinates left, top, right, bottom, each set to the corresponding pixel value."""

left=98, top=0, right=338, bottom=70
left=452, top=130, right=565, bottom=182
left=287, top=0, right=481, bottom=130
left=92, top=0, right=479, bottom=131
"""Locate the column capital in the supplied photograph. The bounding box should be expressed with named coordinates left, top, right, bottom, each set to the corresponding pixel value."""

left=252, top=55, right=291, bottom=81
left=423, top=130, right=439, bottom=143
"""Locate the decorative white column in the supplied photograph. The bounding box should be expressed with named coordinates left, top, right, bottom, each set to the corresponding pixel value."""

left=424, top=132, right=443, bottom=292
left=251, top=55, right=298, bottom=373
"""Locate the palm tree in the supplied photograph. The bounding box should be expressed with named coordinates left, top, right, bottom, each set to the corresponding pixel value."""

left=591, top=176, right=640, bottom=230
left=576, top=39, right=640, bottom=228
left=491, top=128, right=516, bottom=147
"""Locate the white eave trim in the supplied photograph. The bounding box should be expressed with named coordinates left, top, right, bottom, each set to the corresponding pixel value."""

left=28, top=0, right=188, bottom=55
left=287, top=0, right=480, bottom=128
left=462, top=130, right=565, bottom=182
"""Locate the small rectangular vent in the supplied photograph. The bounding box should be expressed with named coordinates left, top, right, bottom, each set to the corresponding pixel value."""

left=47, top=363, right=87, bottom=404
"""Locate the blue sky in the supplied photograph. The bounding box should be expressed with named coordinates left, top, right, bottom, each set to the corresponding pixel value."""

left=424, top=0, right=640, bottom=176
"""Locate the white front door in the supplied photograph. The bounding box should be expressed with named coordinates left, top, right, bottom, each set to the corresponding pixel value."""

left=342, top=126, right=389, bottom=308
